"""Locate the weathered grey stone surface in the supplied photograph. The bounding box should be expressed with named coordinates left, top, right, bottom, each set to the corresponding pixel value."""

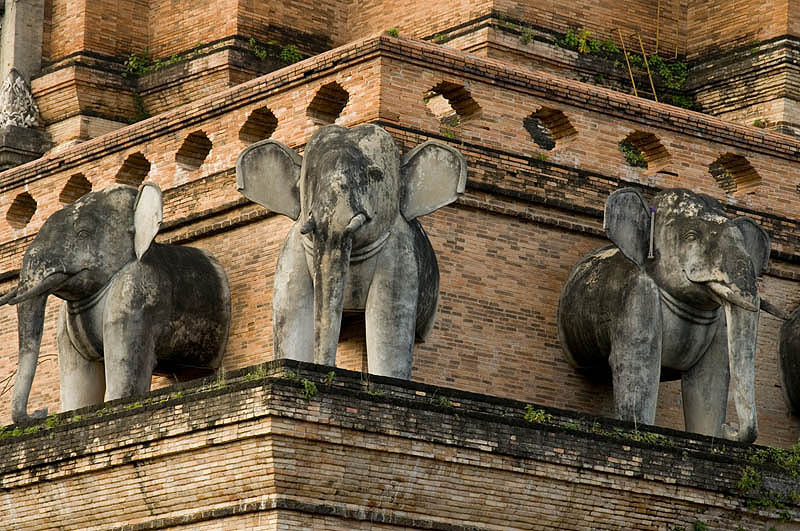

left=237, top=124, right=466, bottom=379
left=0, top=0, right=45, bottom=83
left=0, top=183, right=231, bottom=424
left=557, top=188, right=770, bottom=443
left=780, top=306, right=800, bottom=415
left=0, top=123, right=47, bottom=169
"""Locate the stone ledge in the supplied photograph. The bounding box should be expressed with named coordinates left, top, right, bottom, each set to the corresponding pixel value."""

left=0, top=360, right=797, bottom=529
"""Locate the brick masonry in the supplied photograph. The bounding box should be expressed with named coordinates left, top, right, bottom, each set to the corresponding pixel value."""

left=0, top=361, right=797, bottom=529
left=0, top=36, right=798, bottom=451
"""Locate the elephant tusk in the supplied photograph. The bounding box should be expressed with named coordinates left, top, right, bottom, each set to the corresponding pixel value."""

left=6, top=272, right=71, bottom=305
left=760, top=298, right=791, bottom=320
left=706, top=281, right=758, bottom=312
left=345, top=213, right=367, bottom=234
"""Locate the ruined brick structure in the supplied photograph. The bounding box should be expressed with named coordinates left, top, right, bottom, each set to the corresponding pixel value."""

left=1, top=1, right=799, bottom=528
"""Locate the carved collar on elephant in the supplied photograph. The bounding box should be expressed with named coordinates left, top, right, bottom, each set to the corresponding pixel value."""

left=658, top=286, right=720, bottom=326
left=66, top=274, right=115, bottom=315
left=301, top=230, right=392, bottom=263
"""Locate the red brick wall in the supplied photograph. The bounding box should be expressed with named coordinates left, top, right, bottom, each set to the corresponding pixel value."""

left=496, top=0, right=688, bottom=58
left=146, top=0, right=238, bottom=58
left=342, top=0, right=491, bottom=43
left=2, top=37, right=799, bottom=447
left=687, top=0, right=790, bottom=59
left=237, top=0, right=342, bottom=49
left=82, top=0, right=149, bottom=58
left=42, top=0, right=86, bottom=63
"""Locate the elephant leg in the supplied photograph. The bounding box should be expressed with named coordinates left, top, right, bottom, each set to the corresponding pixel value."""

left=273, top=228, right=314, bottom=362
left=57, top=304, right=105, bottom=410
left=608, top=284, right=663, bottom=425
left=102, top=316, right=157, bottom=401
left=681, top=320, right=729, bottom=438
left=365, top=245, right=417, bottom=379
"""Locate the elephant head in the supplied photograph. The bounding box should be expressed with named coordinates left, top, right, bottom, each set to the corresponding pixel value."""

left=605, top=188, right=769, bottom=441
left=1, top=183, right=163, bottom=423
left=237, top=124, right=466, bottom=371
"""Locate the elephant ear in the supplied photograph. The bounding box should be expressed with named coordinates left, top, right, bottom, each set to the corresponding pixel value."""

left=400, top=141, right=467, bottom=220
left=604, top=187, right=651, bottom=267
left=236, top=139, right=302, bottom=220
left=133, top=182, right=163, bottom=261
left=733, top=217, right=770, bottom=275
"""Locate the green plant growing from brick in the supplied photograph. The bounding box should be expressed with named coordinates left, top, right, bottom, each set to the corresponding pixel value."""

left=122, top=50, right=181, bottom=78
left=244, top=364, right=268, bottom=382
left=248, top=37, right=270, bottom=60
left=432, top=33, right=448, bottom=44
left=747, top=440, right=800, bottom=476
left=300, top=378, right=317, bottom=399
left=524, top=404, right=551, bottom=423
left=279, top=45, right=303, bottom=64
left=386, top=27, right=399, bottom=37
left=737, top=465, right=762, bottom=494
left=437, top=395, right=453, bottom=407
left=536, top=153, right=548, bottom=162
left=44, top=413, right=60, bottom=429
left=619, top=140, right=648, bottom=168
left=519, top=27, right=534, bottom=45
left=214, top=369, right=227, bottom=390
left=323, top=371, right=336, bottom=386
left=122, top=50, right=154, bottom=77
left=693, top=521, right=708, bottom=531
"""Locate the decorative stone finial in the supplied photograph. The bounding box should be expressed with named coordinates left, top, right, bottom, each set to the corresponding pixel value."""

left=0, top=69, right=40, bottom=128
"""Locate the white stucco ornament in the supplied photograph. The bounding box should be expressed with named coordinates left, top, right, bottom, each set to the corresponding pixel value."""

left=0, top=69, right=39, bottom=128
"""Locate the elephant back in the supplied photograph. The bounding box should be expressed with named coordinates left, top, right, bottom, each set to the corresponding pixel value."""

left=557, top=246, right=636, bottom=372
left=145, top=244, right=231, bottom=377
left=780, top=307, right=800, bottom=414
left=411, top=219, right=439, bottom=341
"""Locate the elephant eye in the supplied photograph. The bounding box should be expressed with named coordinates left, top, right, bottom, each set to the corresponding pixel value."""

left=77, top=229, right=92, bottom=239
left=367, top=166, right=383, bottom=181
left=683, top=230, right=699, bottom=242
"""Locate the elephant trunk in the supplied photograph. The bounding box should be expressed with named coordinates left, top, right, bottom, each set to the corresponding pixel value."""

left=721, top=300, right=759, bottom=443
left=310, top=212, right=366, bottom=366
left=10, top=294, right=49, bottom=424
left=3, top=264, right=71, bottom=424
left=312, top=236, right=353, bottom=366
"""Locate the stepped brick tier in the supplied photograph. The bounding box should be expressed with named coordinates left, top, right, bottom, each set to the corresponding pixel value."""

left=1, top=361, right=797, bottom=530
left=1, top=35, right=799, bottom=447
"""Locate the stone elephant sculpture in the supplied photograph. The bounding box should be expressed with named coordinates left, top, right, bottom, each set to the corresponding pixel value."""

left=557, top=188, right=770, bottom=443
left=236, top=124, right=466, bottom=378
left=1, top=183, right=231, bottom=424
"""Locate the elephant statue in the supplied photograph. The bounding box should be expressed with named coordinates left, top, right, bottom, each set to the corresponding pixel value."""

left=557, top=188, right=770, bottom=443
left=780, top=306, right=800, bottom=415
left=1, top=183, right=231, bottom=424
left=236, top=124, right=466, bottom=378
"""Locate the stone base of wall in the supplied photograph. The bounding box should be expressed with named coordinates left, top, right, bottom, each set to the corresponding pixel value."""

left=0, top=125, right=50, bottom=171
left=1, top=360, right=797, bottom=530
